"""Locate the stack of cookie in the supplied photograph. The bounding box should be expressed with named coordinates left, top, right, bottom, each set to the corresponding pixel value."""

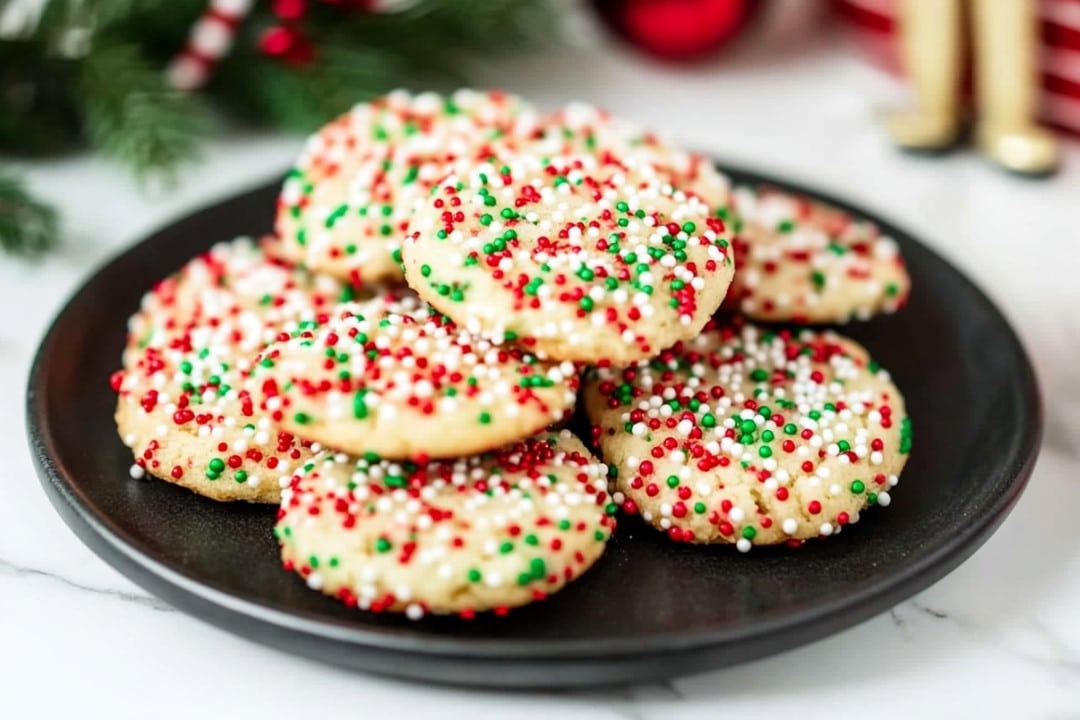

left=113, top=89, right=913, bottom=620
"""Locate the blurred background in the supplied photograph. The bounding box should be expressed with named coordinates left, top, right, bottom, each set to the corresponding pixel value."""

left=2, top=0, right=1078, bottom=248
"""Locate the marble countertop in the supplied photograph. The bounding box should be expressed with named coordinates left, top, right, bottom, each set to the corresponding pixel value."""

left=3, top=24, right=1079, bottom=720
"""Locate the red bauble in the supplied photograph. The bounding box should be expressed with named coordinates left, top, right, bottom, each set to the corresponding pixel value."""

left=593, top=0, right=760, bottom=61
left=259, top=25, right=315, bottom=66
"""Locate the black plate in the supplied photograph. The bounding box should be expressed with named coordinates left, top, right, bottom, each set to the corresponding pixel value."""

left=27, top=166, right=1041, bottom=688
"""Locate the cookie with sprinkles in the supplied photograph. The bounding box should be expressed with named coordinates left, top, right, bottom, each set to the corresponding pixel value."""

left=275, top=89, right=539, bottom=285
left=275, top=429, right=615, bottom=619
left=584, top=321, right=911, bottom=550
left=531, top=102, right=733, bottom=211
left=251, top=294, right=579, bottom=459
left=402, top=154, right=736, bottom=363
left=114, top=237, right=347, bottom=503
left=725, top=185, right=911, bottom=323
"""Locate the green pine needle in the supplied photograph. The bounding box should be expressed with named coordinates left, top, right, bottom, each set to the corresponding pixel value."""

left=92, top=0, right=173, bottom=29
left=0, top=172, right=58, bottom=257
left=79, top=41, right=204, bottom=181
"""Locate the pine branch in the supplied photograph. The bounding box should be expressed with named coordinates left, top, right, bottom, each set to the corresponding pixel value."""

left=213, top=0, right=559, bottom=132
left=92, top=0, right=173, bottom=29
left=413, top=0, right=560, bottom=52
left=0, top=40, right=82, bottom=156
left=211, top=41, right=429, bottom=132
left=0, top=170, right=58, bottom=257
left=79, top=41, right=204, bottom=181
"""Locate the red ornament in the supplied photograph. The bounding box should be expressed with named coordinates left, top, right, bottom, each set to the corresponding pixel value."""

left=272, top=0, right=307, bottom=21
left=259, top=26, right=296, bottom=56
left=259, top=25, right=315, bottom=66
left=592, top=0, right=760, bottom=61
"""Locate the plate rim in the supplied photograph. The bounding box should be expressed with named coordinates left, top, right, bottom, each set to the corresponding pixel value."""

left=26, top=163, right=1043, bottom=671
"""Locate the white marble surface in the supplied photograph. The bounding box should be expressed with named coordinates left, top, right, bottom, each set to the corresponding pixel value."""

left=3, top=24, right=1080, bottom=720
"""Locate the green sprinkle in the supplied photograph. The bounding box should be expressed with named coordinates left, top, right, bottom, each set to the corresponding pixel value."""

left=900, top=417, right=913, bottom=454
left=353, top=391, right=369, bottom=420
left=325, top=204, right=348, bottom=229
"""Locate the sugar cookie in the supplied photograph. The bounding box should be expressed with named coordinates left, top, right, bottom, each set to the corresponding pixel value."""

left=402, top=154, right=736, bottom=363
left=251, top=294, right=579, bottom=459
left=726, top=185, right=910, bottom=322
left=584, top=321, right=911, bottom=549
left=114, top=238, right=344, bottom=502
left=275, top=430, right=615, bottom=618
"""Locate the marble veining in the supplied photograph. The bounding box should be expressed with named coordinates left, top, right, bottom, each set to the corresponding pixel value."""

left=0, top=555, right=174, bottom=613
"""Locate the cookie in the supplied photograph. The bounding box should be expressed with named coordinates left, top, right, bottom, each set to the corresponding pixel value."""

left=532, top=102, right=732, bottom=210
left=275, top=429, right=615, bottom=618
left=584, top=321, right=911, bottom=550
left=114, top=237, right=346, bottom=502
left=401, top=154, right=736, bottom=363
left=250, top=294, right=579, bottom=459
left=274, top=89, right=540, bottom=285
left=725, top=185, right=911, bottom=323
